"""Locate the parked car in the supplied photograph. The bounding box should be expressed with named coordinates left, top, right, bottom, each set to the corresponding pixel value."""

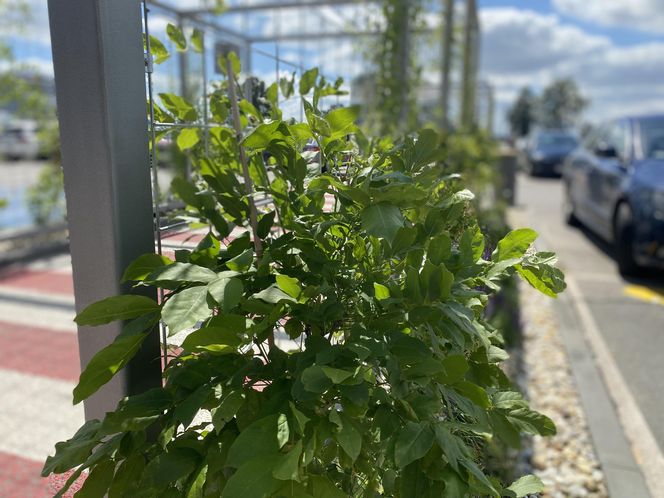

left=524, top=129, right=579, bottom=176
left=562, top=114, right=664, bottom=275
left=0, top=120, right=42, bottom=161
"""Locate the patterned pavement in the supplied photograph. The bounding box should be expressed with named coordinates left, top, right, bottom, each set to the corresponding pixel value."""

left=0, top=227, right=212, bottom=497
left=0, top=254, right=82, bottom=497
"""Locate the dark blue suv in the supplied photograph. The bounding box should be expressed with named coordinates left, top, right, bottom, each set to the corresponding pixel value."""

left=562, top=115, right=664, bottom=275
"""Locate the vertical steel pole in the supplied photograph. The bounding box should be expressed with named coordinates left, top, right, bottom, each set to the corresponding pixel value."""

left=48, top=0, right=162, bottom=421
left=460, top=0, right=477, bottom=130
left=440, top=0, right=454, bottom=131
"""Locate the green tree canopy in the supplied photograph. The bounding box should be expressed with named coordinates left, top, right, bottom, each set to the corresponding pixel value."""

left=537, top=78, right=588, bottom=129
left=507, top=87, right=536, bottom=137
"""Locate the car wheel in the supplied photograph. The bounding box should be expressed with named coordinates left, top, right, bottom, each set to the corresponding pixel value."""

left=563, top=187, right=580, bottom=227
left=527, top=160, right=539, bottom=177
left=614, top=202, right=640, bottom=276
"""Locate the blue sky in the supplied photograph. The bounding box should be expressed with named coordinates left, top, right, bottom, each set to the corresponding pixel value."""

left=4, top=0, right=664, bottom=133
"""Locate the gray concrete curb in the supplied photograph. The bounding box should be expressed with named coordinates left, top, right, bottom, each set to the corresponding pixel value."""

left=509, top=207, right=655, bottom=498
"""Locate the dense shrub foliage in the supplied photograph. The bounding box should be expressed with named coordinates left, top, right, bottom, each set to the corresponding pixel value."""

left=44, top=39, right=565, bottom=497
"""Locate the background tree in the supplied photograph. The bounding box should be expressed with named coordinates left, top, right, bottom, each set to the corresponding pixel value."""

left=537, top=78, right=588, bottom=129
left=507, top=87, right=535, bottom=137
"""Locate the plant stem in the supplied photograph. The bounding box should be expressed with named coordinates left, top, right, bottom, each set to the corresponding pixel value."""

left=225, top=58, right=263, bottom=262
left=226, top=58, right=275, bottom=349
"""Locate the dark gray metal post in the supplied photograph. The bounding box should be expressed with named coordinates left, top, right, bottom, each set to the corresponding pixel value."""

left=48, top=0, right=162, bottom=421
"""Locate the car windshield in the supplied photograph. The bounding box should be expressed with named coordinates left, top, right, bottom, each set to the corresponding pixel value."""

left=640, top=119, right=664, bottom=160
left=535, top=134, right=577, bottom=148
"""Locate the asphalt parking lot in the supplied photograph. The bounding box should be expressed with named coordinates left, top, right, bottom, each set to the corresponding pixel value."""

left=514, top=172, right=664, bottom=495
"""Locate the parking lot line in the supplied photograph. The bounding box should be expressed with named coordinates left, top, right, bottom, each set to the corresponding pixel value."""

left=624, top=285, right=664, bottom=306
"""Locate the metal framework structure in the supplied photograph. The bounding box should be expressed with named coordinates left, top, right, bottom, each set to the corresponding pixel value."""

left=47, top=0, right=484, bottom=419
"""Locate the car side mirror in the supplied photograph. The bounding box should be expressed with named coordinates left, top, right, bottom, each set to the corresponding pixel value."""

left=594, top=142, right=617, bottom=158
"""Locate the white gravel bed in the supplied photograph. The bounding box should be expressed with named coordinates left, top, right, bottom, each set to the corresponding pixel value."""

left=518, top=280, right=608, bottom=498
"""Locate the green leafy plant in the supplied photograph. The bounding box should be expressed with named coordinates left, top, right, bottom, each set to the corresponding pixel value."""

left=44, top=49, right=564, bottom=497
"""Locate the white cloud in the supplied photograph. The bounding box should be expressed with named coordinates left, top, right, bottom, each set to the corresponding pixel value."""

left=480, top=8, right=609, bottom=75
left=480, top=7, right=664, bottom=131
left=553, top=0, right=664, bottom=34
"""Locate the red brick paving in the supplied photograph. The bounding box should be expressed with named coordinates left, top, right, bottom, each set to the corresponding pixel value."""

left=0, top=322, right=79, bottom=382
left=0, top=271, right=74, bottom=296
left=0, top=452, right=49, bottom=498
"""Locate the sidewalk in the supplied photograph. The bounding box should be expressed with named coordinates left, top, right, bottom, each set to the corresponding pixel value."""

left=0, top=226, right=213, bottom=497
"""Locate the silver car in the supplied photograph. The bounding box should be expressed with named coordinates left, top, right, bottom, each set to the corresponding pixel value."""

left=0, top=120, right=42, bottom=160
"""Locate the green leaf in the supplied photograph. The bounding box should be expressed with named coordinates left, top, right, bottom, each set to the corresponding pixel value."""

left=433, top=424, right=470, bottom=472
left=310, top=475, right=346, bottom=498
left=489, top=411, right=521, bottom=449
left=332, top=412, right=362, bottom=462
left=492, top=391, right=528, bottom=410
left=186, top=464, right=207, bottom=498
left=321, top=366, right=354, bottom=384
left=177, top=128, right=200, bottom=151
left=175, top=385, right=212, bottom=429
left=108, top=454, right=145, bottom=498
left=428, top=233, right=452, bottom=265
left=145, top=262, right=218, bottom=287
left=159, top=93, right=198, bottom=121
left=42, top=420, right=101, bottom=477
left=299, top=67, right=318, bottom=95
left=122, top=253, right=173, bottom=282
left=171, top=177, right=202, bottom=208
left=166, top=23, right=187, bottom=51
left=373, top=282, right=390, bottom=300
left=147, top=35, right=170, bottom=64
left=394, top=422, right=435, bottom=468
left=461, top=458, right=500, bottom=497
left=226, top=415, right=280, bottom=468
left=517, top=259, right=566, bottom=298
left=73, top=331, right=149, bottom=404
left=439, top=355, right=469, bottom=384
left=273, top=440, right=302, bottom=481
left=141, top=447, right=199, bottom=488
left=276, top=274, right=301, bottom=299
left=506, top=475, right=545, bottom=497
left=191, top=28, right=204, bottom=52
left=104, top=388, right=172, bottom=432
left=453, top=381, right=490, bottom=408
left=277, top=413, right=290, bottom=449
left=181, top=324, right=243, bottom=353
left=493, top=228, right=537, bottom=262
left=212, top=391, right=245, bottom=431
left=253, top=285, right=297, bottom=304
left=221, top=455, right=280, bottom=498
left=74, top=459, right=115, bottom=498
left=243, top=121, right=291, bottom=149
left=208, top=277, right=244, bottom=313
left=508, top=408, right=556, bottom=436
left=228, top=51, right=241, bottom=74
left=226, top=248, right=253, bottom=272
left=325, top=106, right=359, bottom=138
left=289, top=402, right=310, bottom=435
left=257, top=211, right=276, bottom=238
left=75, top=295, right=160, bottom=326
left=162, top=286, right=211, bottom=335
left=361, top=203, right=405, bottom=244
left=301, top=365, right=333, bottom=393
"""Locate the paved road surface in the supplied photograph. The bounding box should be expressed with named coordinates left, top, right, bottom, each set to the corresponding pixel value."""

left=516, top=172, right=664, bottom=455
